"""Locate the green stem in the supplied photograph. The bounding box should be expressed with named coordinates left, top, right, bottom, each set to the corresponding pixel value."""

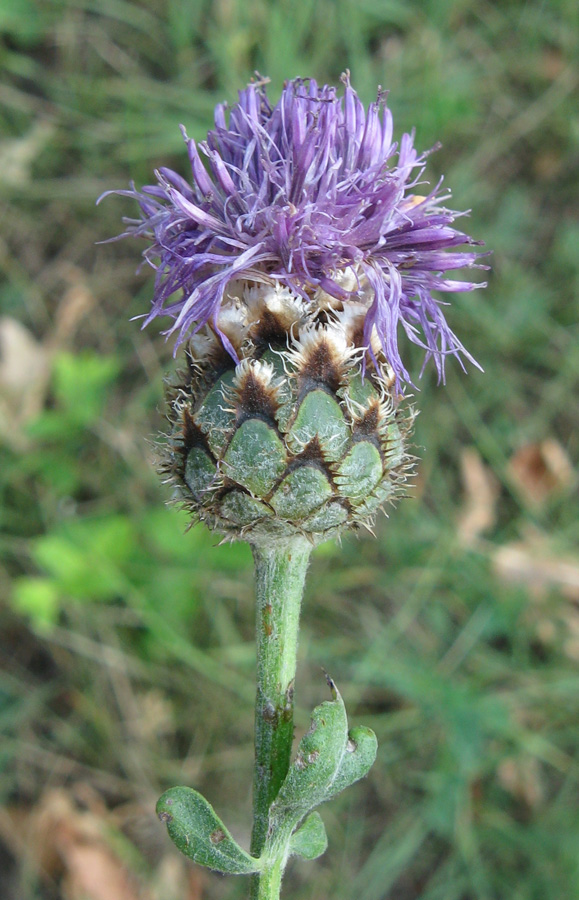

left=251, top=856, right=285, bottom=900
left=249, top=536, right=312, bottom=899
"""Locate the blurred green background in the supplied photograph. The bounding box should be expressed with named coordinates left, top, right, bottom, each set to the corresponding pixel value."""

left=1, top=1, right=578, bottom=898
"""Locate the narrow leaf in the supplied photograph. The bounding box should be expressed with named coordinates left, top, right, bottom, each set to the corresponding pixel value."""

left=156, top=786, right=261, bottom=875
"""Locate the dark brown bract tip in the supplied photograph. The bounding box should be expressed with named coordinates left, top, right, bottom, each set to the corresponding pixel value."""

left=295, top=334, right=345, bottom=393
left=290, top=435, right=328, bottom=465
left=234, top=364, right=280, bottom=423
left=181, top=409, right=210, bottom=455
left=352, top=397, right=381, bottom=436
left=250, top=306, right=299, bottom=349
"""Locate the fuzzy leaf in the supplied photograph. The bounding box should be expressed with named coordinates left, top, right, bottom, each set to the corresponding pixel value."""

left=269, top=679, right=377, bottom=837
left=325, top=725, right=378, bottom=801
left=288, top=812, right=328, bottom=860
left=156, top=786, right=261, bottom=875
left=272, top=683, right=347, bottom=821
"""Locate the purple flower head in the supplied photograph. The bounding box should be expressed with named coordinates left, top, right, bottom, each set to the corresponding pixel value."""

left=104, top=74, right=487, bottom=385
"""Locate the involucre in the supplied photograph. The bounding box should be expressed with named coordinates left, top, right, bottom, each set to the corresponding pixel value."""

left=162, top=282, right=413, bottom=543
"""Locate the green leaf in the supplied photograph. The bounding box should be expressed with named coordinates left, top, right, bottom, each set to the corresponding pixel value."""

left=269, top=678, right=377, bottom=838
left=0, top=0, right=45, bottom=42
left=11, top=577, right=60, bottom=632
left=273, top=679, right=348, bottom=817
left=288, top=812, right=328, bottom=860
left=156, top=786, right=261, bottom=875
left=53, top=352, right=119, bottom=426
left=31, top=516, right=135, bottom=601
left=325, top=725, right=378, bottom=801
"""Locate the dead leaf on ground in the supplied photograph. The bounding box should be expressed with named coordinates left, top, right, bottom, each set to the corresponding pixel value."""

left=456, top=448, right=500, bottom=547
left=498, top=755, right=544, bottom=809
left=0, top=316, right=50, bottom=448
left=152, top=856, right=205, bottom=900
left=493, top=531, right=579, bottom=602
left=48, top=264, right=96, bottom=350
left=56, top=827, right=142, bottom=900
left=1, top=784, right=205, bottom=900
left=2, top=787, right=150, bottom=900
left=496, top=530, right=579, bottom=662
left=0, top=268, right=95, bottom=449
left=0, top=121, right=54, bottom=186
left=508, top=440, right=575, bottom=507
left=34, top=789, right=144, bottom=900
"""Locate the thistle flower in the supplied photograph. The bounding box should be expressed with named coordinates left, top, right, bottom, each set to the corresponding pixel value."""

left=107, top=73, right=486, bottom=385
left=106, top=75, right=486, bottom=544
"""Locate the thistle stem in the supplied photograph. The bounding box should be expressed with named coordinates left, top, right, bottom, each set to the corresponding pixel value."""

left=249, top=537, right=312, bottom=899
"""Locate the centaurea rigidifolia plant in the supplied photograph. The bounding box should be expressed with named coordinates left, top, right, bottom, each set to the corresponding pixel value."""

left=104, top=74, right=487, bottom=900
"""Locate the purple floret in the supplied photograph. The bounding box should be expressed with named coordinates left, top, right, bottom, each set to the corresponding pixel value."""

left=103, top=74, right=487, bottom=384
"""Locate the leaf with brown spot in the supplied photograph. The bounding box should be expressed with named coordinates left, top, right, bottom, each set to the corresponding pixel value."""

left=156, top=787, right=260, bottom=875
